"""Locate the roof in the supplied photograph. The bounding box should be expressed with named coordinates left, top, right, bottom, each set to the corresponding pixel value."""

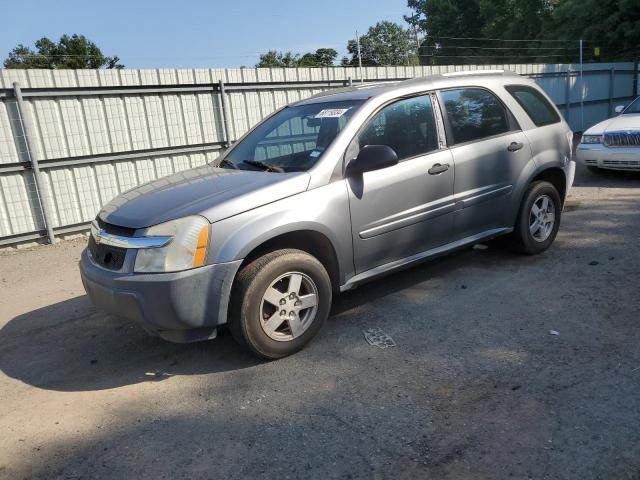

left=293, top=82, right=402, bottom=105
left=295, top=70, right=522, bottom=105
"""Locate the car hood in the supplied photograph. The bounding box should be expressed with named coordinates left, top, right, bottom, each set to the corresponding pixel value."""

left=98, top=166, right=310, bottom=229
left=585, top=113, right=640, bottom=135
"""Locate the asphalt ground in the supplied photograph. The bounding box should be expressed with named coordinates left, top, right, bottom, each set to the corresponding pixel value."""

left=1, top=163, right=639, bottom=479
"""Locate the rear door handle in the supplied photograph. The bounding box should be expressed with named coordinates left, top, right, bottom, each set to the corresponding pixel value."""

left=428, top=163, right=450, bottom=175
left=507, top=142, right=524, bottom=152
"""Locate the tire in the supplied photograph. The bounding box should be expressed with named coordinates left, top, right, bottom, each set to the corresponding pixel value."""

left=229, top=249, right=332, bottom=359
left=511, top=181, right=562, bottom=255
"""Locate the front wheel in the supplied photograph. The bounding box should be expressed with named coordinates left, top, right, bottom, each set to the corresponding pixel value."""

left=511, top=181, right=562, bottom=255
left=229, top=249, right=332, bottom=359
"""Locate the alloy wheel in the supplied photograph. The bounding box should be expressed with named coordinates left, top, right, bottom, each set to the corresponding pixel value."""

left=259, top=272, right=319, bottom=342
left=529, top=194, right=555, bottom=242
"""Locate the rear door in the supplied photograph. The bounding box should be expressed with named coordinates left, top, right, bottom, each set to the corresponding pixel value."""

left=438, top=87, right=532, bottom=240
left=346, top=93, right=455, bottom=274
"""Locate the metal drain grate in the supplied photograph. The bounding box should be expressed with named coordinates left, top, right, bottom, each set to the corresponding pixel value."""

left=363, top=327, right=396, bottom=348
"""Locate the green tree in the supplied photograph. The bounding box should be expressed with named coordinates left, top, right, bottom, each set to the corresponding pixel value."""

left=480, top=0, right=552, bottom=41
left=406, top=0, right=639, bottom=64
left=257, top=48, right=337, bottom=67
left=406, top=0, right=483, bottom=40
left=342, top=21, right=418, bottom=66
left=405, top=0, right=482, bottom=64
left=478, top=0, right=564, bottom=63
left=4, top=34, right=123, bottom=69
left=256, top=50, right=300, bottom=68
left=298, top=48, right=338, bottom=67
left=543, top=0, right=640, bottom=61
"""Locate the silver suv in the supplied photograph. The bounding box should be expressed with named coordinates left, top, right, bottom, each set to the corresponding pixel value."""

left=80, top=71, right=575, bottom=359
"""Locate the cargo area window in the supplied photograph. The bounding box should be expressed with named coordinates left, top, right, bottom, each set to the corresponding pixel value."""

left=505, top=85, right=560, bottom=127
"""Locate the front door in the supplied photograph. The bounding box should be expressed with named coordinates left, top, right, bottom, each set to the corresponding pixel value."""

left=346, top=94, right=455, bottom=274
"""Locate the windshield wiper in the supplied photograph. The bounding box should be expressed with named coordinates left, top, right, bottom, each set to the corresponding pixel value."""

left=217, top=158, right=238, bottom=169
left=241, top=160, right=284, bottom=173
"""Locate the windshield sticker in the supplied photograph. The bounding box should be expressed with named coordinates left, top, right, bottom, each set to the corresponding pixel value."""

left=315, top=108, right=349, bottom=118
left=310, top=150, right=322, bottom=158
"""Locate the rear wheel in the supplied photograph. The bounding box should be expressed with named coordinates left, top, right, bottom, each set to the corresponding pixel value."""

left=511, top=181, right=562, bottom=255
left=229, top=249, right=332, bottom=359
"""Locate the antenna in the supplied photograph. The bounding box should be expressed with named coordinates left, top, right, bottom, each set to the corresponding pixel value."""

left=356, top=30, right=364, bottom=84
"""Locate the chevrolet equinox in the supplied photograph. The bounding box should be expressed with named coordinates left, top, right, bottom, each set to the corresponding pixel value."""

left=80, top=71, right=575, bottom=359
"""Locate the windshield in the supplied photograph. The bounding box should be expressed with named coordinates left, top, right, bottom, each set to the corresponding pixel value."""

left=219, top=100, right=364, bottom=172
left=623, top=97, right=640, bottom=114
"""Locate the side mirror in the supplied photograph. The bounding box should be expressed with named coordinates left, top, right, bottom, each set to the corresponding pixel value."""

left=346, top=145, right=398, bottom=176
left=615, top=105, right=625, bottom=114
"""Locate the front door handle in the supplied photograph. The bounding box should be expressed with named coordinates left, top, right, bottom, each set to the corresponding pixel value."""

left=428, top=163, right=450, bottom=175
left=507, top=141, right=524, bottom=152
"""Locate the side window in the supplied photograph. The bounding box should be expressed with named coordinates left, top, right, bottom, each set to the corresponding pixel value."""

left=357, top=95, right=439, bottom=161
left=440, top=88, right=512, bottom=144
left=505, top=85, right=560, bottom=127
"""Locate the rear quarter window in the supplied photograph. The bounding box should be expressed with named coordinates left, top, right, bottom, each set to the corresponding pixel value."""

left=505, top=85, right=560, bottom=127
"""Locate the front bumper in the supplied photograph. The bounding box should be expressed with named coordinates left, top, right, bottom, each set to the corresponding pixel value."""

left=576, top=144, right=640, bottom=171
left=79, top=249, right=242, bottom=343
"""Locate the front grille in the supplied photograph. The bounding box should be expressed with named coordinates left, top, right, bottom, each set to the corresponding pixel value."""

left=602, top=159, right=640, bottom=167
left=603, top=131, right=640, bottom=147
left=88, top=236, right=127, bottom=271
left=96, top=217, right=136, bottom=237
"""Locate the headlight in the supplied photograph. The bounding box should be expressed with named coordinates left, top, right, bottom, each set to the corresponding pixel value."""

left=134, top=216, right=210, bottom=273
left=581, top=135, right=603, bottom=144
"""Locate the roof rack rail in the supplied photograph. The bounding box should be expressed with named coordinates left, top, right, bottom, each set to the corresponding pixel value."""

left=352, top=81, right=397, bottom=89
left=441, top=69, right=511, bottom=77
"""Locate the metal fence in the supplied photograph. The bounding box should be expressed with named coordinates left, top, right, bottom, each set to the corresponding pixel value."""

left=0, top=62, right=637, bottom=245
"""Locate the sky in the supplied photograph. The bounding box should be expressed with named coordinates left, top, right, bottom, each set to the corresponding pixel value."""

left=0, top=0, right=411, bottom=68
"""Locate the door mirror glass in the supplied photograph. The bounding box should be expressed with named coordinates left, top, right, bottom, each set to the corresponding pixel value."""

left=615, top=105, right=625, bottom=114
left=346, top=145, right=398, bottom=176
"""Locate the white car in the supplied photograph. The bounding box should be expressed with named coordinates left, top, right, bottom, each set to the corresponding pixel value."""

left=576, top=97, right=640, bottom=171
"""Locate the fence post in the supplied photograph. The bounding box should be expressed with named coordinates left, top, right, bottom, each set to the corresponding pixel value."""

left=634, top=59, right=639, bottom=98
left=564, top=70, right=571, bottom=122
left=348, top=76, right=353, bottom=87
left=218, top=80, right=232, bottom=148
left=12, top=82, right=56, bottom=245
left=608, top=68, right=615, bottom=117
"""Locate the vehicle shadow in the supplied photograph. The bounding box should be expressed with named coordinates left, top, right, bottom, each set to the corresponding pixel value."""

left=0, top=296, right=262, bottom=392
left=0, top=245, right=514, bottom=393
left=1, top=166, right=635, bottom=393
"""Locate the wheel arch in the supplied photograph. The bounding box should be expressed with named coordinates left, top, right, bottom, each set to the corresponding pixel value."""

left=507, top=165, right=567, bottom=229
left=531, top=167, right=567, bottom=203
left=235, top=229, right=342, bottom=293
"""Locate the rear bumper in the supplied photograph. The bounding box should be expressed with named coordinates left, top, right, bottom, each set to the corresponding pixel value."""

left=79, top=249, right=242, bottom=342
left=576, top=145, right=640, bottom=170
left=564, top=159, right=576, bottom=195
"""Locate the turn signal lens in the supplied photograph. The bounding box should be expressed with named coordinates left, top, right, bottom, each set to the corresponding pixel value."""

left=193, top=225, right=209, bottom=267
